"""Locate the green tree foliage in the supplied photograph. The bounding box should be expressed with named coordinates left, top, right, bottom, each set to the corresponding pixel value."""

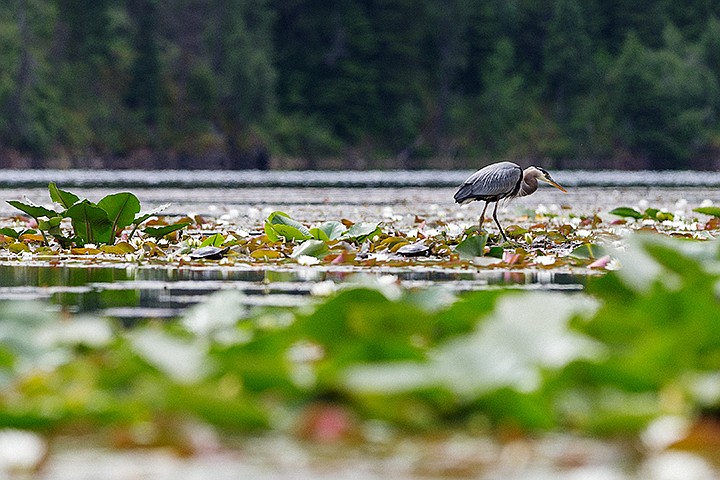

left=544, top=0, right=593, bottom=111
left=3, top=0, right=720, bottom=168
left=208, top=0, right=276, bottom=168
left=0, top=0, right=62, bottom=158
left=125, top=0, right=161, bottom=128
left=474, top=38, right=530, bottom=156
left=608, top=29, right=720, bottom=168
left=273, top=0, right=380, bottom=145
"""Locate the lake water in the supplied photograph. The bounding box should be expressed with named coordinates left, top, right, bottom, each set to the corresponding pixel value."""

left=2, top=168, right=718, bottom=220
left=3, top=167, right=720, bottom=188
left=0, top=169, right=717, bottom=319
left=3, top=169, right=719, bottom=479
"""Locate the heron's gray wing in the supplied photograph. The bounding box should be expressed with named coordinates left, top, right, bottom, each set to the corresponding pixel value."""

left=454, top=162, right=522, bottom=203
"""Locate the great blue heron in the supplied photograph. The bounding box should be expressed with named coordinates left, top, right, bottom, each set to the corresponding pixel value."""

left=454, top=161, right=567, bottom=242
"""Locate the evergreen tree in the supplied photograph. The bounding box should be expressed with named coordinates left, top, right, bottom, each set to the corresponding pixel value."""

left=477, top=38, right=528, bottom=156
left=608, top=30, right=719, bottom=168
left=274, top=0, right=378, bottom=149
left=542, top=0, right=597, bottom=160
left=126, top=0, right=161, bottom=129
left=365, top=0, right=428, bottom=160
left=544, top=0, right=593, bottom=104
left=0, top=0, right=62, bottom=158
left=701, top=16, right=720, bottom=84
left=4, top=0, right=720, bottom=168
left=422, top=0, right=474, bottom=160
left=211, top=0, right=276, bottom=169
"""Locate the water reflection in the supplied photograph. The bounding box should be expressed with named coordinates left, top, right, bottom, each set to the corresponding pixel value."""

left=0, top=263, right=587, bottom=320
left=0, top=264, right=133, bottom=287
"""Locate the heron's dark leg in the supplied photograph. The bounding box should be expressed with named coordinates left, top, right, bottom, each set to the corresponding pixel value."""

left=478, top=201, right=490, bottom=232
left=492, top=201, right=509, bottom=242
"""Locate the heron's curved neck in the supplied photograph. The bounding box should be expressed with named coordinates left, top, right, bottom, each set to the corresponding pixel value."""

left=518, top=169, right=539, bottom=197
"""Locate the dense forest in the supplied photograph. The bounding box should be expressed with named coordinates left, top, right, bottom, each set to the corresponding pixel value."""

left=3, top=0, right=720, bottom=170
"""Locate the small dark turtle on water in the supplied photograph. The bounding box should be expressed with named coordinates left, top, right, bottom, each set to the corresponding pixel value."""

left=189, top=246, right=229, bottom=260
left=396, top=242, right=430, bottom=257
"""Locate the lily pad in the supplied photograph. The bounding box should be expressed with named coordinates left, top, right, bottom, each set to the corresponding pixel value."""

left=396, top=242, right=430, bottom=257
left=455, top=234, right=488, bottom=259
left=250, top=248, right=283, bottom=260
left=291, top=239, right=329, bottom=259
left=570, top=243, right=607, bottom=260
left=344, top=221, right=381, bottom=242
left=609, top=207, right=644, bottom=219
left=134, top=203, right=171, bottom=226
left=6, top=200, right=58, bottom=220
left=265, top=211, right=312, bottom=242
left=644, top=208, right=674, bottom=221
left=65, top=200, right=114, bottom=245
left=189, top=245, right=229, bottom=260
left=144, top=221, right=192, bottom=239
left=200, top=233, right=226, bottom=248
left=310, top=221, right=346, bottom=241
left=101, top=243, right=136, bottom=255
left=694, top=206, right=720, bottom=218
left=0, top=227, right=22, bottom=239
left=98, top=192, right=141, bottom=235
left=48, top=183, right=80, bottom=209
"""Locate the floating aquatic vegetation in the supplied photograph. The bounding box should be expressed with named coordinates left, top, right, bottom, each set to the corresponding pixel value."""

left=0, top=235, right=718, bottom=440
left=3, top=193, right=720, bottom=276
left=6, top=183, right=189, bottom=248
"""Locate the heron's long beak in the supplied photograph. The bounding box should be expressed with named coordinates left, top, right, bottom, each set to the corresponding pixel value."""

left=540, top=176, right=568, bottom=193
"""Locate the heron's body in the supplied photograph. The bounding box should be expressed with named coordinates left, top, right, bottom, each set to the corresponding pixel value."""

left=454, top=161, right=567, bottom=242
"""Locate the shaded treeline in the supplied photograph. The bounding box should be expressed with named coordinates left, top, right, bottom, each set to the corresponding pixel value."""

left=2, top=0, right=720, bottom=170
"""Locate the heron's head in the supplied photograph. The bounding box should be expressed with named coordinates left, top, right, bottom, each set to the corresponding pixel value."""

left=532, top=167, right=567, bottom=192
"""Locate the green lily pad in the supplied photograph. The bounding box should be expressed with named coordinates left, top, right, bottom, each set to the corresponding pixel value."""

left=693, top=206, right=720, bottom=218
left=344, top=221, right=381, bottom=242
left=310, top=221, right=346, bottom=241
left=98, top=192, right=142, bottom=236
left=65, top=200, right=113, bottom=245
left=455, top=234, right=488, bottom=259
left=291, top=239, right=329, bottom=258
left=265, top=211, right=312, bottom=242
left=144, top=221, right=192, bottom=239
left=609, top=207, right=644, bottom=219
left=570, top=243, right=607, bottom=260
left=0, top=227, right=22, bottom=239
left=200, top=233, right=226, bottom=248
left=48, top=183, right=80, bottom=210
left=134, top=203, right=171, bottom=226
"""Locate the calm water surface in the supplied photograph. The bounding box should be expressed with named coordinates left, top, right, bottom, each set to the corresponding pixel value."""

left=3, top=169, right=718, bottom=479
left=0, top=169, right=717, bottom=318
